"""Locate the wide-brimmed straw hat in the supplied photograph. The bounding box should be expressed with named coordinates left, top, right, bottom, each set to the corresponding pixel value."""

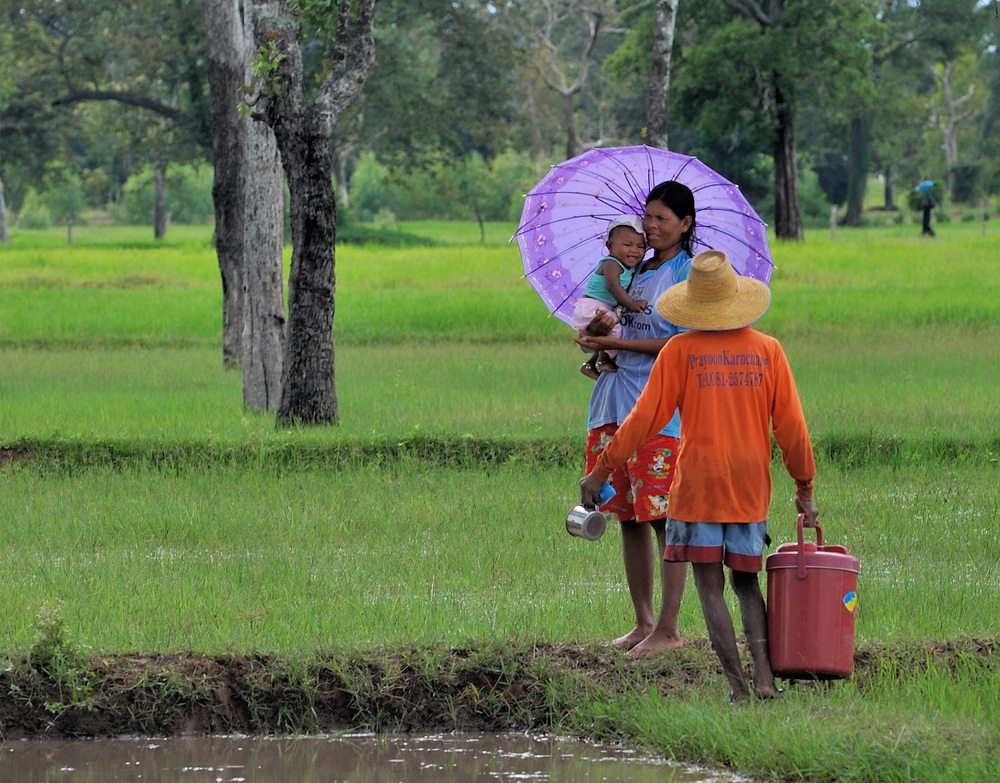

left=605, top=214, right=645, bottom=242
left=656, top=250, right=771, bottom=330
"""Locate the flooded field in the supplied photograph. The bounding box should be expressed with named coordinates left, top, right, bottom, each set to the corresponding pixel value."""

left=1, top=732, right=744, bottom=782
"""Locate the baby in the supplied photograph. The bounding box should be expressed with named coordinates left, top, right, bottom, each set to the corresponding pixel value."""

left=571, top=214, right=648, bottom=379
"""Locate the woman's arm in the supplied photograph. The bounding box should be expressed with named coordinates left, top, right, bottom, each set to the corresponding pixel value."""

left=576, top=310, right=669, bottom=356
left=575, top=333, right=669, bottom=357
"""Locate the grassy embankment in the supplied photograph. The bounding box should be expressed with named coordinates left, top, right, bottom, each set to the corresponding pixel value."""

left=0, top=220, right=998, bottom=782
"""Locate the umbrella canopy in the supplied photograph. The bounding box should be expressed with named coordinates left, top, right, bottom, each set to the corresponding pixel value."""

left=915, top=180, right=935, bottom=195
left=513, top=145, right=774, bottom=325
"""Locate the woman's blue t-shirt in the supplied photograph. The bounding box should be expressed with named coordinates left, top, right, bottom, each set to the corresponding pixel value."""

left=587, top=250, right=692, bottom=437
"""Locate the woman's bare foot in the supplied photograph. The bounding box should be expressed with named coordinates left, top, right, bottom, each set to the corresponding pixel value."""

left=625, top=632, right=684, bottom=660
left=611, top=628, right=649, bottom=650
left=727, top=686, right=752, bottom=703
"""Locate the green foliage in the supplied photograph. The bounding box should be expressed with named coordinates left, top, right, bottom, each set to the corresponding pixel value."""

left=344, top=1, right=521, bottom=164
left=348, top=149, right=549, bottom=223
left=81, top=168, right=113, bottom=209
left=951, top=163, right=982, bottom=203
left=239, top=38, right=287, bottom=118
left=797, top=163, right=834, bottom=225
left=45, top=171, right=86, bottom=225
left=110, top=165, right=214, bottom=225
left=16, top=188, right=51, bottom=229
left=906, top=181, right=945, bottom=211
left=20, top=601, right=93, bottom=715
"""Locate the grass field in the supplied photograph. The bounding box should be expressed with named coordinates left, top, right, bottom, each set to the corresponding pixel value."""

left=0, top=219, right=998, bottom=781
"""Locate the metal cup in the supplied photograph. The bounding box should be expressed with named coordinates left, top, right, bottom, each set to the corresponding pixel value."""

left=565, top=505, right=607, bottom=540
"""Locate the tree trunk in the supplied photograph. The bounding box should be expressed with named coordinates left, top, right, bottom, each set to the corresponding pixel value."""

left=275, top=119, right=339, bottom=426
left=243, top=116, right=287, bottom=411
left=332, top=142, right=351, bottom=209
left=153, top=165, right=168, bottom=240
left=930, top=63, right=975, bottom=196
left=883, top=166, right=895, bottom=210
left=239, top=0, right=287, bottom=411
left=249, top=0, right=374, bottom=427
left=843, top=114, right=869, bottom=227
left=0, top=175, right=10, bottom=244
left=563, top=91, right=580, bottom=160
left=772, top=89, right=803, bottom=240
left=250, top=4, right=338, bottom=425
left=645, top=0, right=678, bottom=150
left=205, top=0, right=247, bottom=369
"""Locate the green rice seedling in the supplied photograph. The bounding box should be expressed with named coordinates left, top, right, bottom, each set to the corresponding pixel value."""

left=1, top=459, right=996, bottom=655
left=762, top=224, right=999, bottom=333
left=4, top=221, right=998, bottom=349
left=814, top=463, right=1000, bottom=641
left=782, top=325, right=1000, bottom=443
left=3, top=220, right=1000, bottom=780
left=0, top=343, right=593, bottom=442
left=616, top=650, right=1000, bottom=783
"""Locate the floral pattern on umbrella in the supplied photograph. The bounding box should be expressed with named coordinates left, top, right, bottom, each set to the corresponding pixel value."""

left=513, top=145, right=774, bottom=325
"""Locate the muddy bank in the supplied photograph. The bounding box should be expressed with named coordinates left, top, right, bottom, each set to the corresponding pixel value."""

left=2, top=638, right=997, bottom=740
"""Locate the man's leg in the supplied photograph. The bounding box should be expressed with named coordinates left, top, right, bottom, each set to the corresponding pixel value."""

left=614, top=518, right=655, bottom=649
left=627, top=519, right=685, bottom=658
left=692, top=561, right=750, bottom=701
left=730, top=569, right=777, bottom=698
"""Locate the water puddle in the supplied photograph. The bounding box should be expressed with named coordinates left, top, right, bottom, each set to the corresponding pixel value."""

left=0, top=732, right=745, bottom=782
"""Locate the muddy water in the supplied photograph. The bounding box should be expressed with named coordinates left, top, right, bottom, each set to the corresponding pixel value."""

left=0, top=732, right=744, bottom=782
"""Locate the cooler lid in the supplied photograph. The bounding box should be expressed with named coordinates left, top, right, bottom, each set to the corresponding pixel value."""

left=766, top=547, right=859, bottom=573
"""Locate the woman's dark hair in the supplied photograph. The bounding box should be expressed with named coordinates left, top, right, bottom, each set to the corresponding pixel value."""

left=646, top=180, right=697, bottom=256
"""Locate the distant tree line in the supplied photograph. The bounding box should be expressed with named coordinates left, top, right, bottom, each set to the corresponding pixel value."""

left=2, top=0, right=996, bottom=234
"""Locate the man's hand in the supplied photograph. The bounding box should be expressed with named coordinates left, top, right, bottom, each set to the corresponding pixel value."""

left=795, top=497, right=819, bottom=527
left=579, top=472, right=605, bottom=509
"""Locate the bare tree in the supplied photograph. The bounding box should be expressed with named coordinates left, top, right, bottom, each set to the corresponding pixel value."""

left=0, top=174, right=9, bottom=244
left=205, top=0, right=248, bottom=369
left=241, top=0, right=287, bottom=412
left=246, top=0, right=376, bottom=426
left=929, top=61, right=977, bottom=195
left=520, top=0, right=621, bottom=159
left=205, top=0, right=286, bottom=407
left=646, top=0, right=679, bottom=150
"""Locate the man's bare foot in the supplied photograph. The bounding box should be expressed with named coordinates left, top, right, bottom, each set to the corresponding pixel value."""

left=611, top=628, right=649, bottom=650
left=752, top=665, right=778, bottom=698
left=727, top=687, right=752, bottom=703
left=753, top=680, right=780, bottom=699
left=625, top=632, right=684, bottom=660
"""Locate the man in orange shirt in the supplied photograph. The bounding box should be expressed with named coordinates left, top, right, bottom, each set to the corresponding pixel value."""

left=580, top=250, right=819, bottom=701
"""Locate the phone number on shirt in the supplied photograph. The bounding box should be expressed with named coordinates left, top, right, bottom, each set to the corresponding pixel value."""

left=696, top=371, right=765, bottom=389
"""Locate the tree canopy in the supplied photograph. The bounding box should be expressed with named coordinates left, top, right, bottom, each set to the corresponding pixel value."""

left=1, top=0, right=997, bottom=225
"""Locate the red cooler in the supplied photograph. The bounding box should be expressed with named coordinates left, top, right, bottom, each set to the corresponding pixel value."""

left=765, top=514, right=859, bottom=680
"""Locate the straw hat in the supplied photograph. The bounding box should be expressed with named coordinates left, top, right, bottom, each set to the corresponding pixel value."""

left=605, top=214, right=644, bottom=242
left=656, top=250, right=771, bottom=330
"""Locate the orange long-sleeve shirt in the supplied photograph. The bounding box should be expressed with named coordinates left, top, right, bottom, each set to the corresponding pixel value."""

left=593, top=327, right=815, bottom=523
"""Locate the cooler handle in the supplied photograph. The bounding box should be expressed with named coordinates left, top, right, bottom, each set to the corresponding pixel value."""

left=795, top=513, right=823, bottom=580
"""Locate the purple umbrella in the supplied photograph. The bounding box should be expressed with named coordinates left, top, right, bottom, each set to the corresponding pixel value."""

left=513, top=145, right=774, bottom=325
